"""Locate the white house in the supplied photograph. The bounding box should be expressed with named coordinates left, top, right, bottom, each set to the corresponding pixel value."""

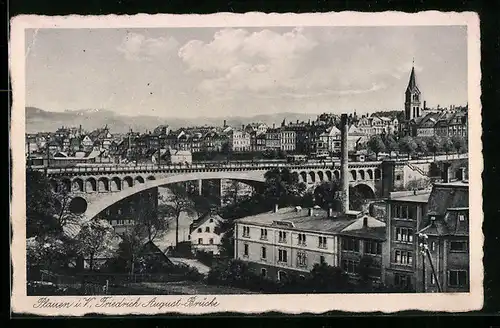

left=188, top=213, right=224, bottom=255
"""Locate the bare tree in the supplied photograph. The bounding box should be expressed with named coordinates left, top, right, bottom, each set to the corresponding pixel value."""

left=162, top=184, right=196, bottom=249
left=75, top=219, right=117, bottom=272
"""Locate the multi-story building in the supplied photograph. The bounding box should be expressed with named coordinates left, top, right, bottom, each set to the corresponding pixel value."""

left=265, top=127, right=281, bottom=150
left=382, top=190, right=431, bottom=291
left=234, top=206, right=386, bottom=282
left=229, top=129, right=251, bottom=152
left=280, top=129, right=296, bottom=152
left=189, top=213, right=224, bottom=255
left=415, top=181, right=469, bottom=293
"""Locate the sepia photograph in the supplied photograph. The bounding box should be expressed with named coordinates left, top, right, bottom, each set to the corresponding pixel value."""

left=10, top=12, right=482, bottom=314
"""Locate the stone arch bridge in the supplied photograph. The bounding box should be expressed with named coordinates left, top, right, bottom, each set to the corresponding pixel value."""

left=40, top=161, right=384, bottom=222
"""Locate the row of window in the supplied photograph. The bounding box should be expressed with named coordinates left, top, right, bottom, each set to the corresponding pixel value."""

left=196, top=226, right=212, bottom=233
left=243, top=245, right=326, bottom=268
left=394, top=270, right=468, bottom=289
left=341, top=238, right=382, bottom=255
left=246, top=227, right=331, bottom=249
left=391, top=204, right=418, bottom=220
left=197, top=238, right=214, bottom=245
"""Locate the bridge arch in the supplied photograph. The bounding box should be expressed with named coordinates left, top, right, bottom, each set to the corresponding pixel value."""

left=147, top=176, right=156, bottom=181
left=86, top=178, right=97, bottom=193
left=350, top=170, right=357, bottom=181
left=82, top=171, right=266, bottom=222
left=123, top=176, right=133, bottom=188
left=352, top=183, right=376, bottom=200
left=300, top=171, right=307, bottom=183
left=367, top=169, right=373, bottom=180
left=334, top=170, right=340, bottom=180
left=317, top=171, right=324, bottom=182
left=325, top=170, right=332, bottom=181
left=98, top=177, right=109, bottom=192
left=309, top=171, right=316, bottom=183
left=135, top=176, right=145, bottom=184
left=110, top=177, right=122, bottom=192
left=358, top=170, right=365, bottom=181
left=72, top=178, right=84, bottom=192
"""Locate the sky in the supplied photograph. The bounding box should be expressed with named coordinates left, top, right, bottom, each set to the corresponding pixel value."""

left=25, top=26, right=468, bottom=118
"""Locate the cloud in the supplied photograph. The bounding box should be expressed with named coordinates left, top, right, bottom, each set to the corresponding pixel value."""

left=117, top=32, right=179, bottom=61
left=178, top=28, right=318, bottom=94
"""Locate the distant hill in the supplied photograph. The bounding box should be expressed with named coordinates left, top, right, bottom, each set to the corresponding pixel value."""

left=25, top=107, right=320, bottom=134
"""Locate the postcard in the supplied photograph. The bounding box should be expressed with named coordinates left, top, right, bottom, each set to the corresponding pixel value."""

left=10, top=11, right=482, bottom=315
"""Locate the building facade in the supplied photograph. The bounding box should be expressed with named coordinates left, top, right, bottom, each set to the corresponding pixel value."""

left=189, top=213, right=224, bottom=255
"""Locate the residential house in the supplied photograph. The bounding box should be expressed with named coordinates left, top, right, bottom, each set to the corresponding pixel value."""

left=234, top=206, right=386, bottom=282
left=80, top=135, right=94, bottom=152
left=280, top=128, right=296, bottom=152
left=153, top=125, right=170, bottom=136
left=229, top=129, right=251, bottom=152
left=189, top=213, right=225, bottom=255
left=265, top=127, right=281, bottom=150
left=416, top=181, right=469, bottom=292
left=382, top=190, right=431, bottom=291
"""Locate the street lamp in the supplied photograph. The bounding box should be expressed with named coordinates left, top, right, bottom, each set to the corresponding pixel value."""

left=418, top=233, right=428, bottom=293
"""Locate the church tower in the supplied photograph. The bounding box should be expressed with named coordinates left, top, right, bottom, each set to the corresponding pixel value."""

left=404, top=62, right=422, bottom=121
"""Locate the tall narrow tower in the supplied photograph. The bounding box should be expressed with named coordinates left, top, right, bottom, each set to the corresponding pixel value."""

left=404, top=61, right=422, bottom=121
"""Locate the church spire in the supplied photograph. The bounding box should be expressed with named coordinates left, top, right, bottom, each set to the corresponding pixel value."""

left=406, top=60, right=420, bottom=94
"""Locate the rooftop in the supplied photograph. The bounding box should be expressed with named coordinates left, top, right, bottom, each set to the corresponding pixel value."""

left=389, top=190, right=431, bottom=203
left=235, top=206, right=385, bottom=239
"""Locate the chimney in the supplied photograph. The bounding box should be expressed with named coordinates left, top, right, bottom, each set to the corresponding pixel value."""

left=308, top=208, right=314, bottom=216
left=340, top=113, right=349, bottom=213
left=223, top=120, right=227, bottom=127
left=273, top=123, right=276, bottom=128
left=273, top=204, right=279, bottom=213
left=242, top=124, right=245, bottom=130
left=423, top=101, right=427, bottom=110
left=363, top=217, right=368, bottom=228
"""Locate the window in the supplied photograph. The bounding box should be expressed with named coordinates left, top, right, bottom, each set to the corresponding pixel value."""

left=342, top=259, right=358, bottom=274
left=342, top=237, right=359, bottom=252
left=261, top=268, right=267, bottom=277
left=209, top=238, right=214, bottom=244
left=394, top=250, right=413, bottom=266
left=244, top=244, right=249, bottom=257
left=299, top=275, right=306, bottom=281
left=298, top=233, right=307, bottom=245
left=320, top=255, right=325, bottom=264
left=458, top=214, right=465, bottom=221
left=450, top=241, right=467, bottom=252
left=448, top=270, right=467, bottom=287
left=205, top=227, right=210, bottom=233
left=188, top=235, right=191, bottom=240
left=394, top=274, right=413, bottom=290
left=260, top=228, right=268, bottom=240
left=261, top=247, right=267, bottom=259
left=242, top=226, right=250, bottom=238
left=278, top=249, right=288, bottom=263
left=197, top=228, right=202, bottom=233
left=396, top=174, right=402, bottom=181
left=430, top=241, right=436, bottom=251
left=278, top=271, right=287, bottom=281
left=209, top=219, right=214, bottom=223
left=395, top=227, right=414, bottom=243
left=279, top=231, right=287, bottom=243
left=318, top=236, right=327, bottom=249
left=297, top=251, right=307, bottom=267
left=198, top=238, right=203, bottom=245
left=365, top=241, right=382, bottom=255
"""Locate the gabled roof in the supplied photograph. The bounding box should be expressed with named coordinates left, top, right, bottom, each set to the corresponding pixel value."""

left=190, top=213, right=223, bottom=233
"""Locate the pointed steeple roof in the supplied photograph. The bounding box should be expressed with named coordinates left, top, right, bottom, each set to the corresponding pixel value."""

left=406, top=65, right=420, bottom=94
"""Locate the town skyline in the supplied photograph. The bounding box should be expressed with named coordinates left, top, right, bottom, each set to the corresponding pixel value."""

left=26, top=26, right=467, bottom=118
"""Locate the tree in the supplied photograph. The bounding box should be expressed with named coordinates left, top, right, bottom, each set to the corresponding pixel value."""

left=405, top=177, right=432, bottom=191
left=162, top=184, right=196, bottom=249
left=312, top=181, right=366, bottom=212
left=398, top=136, right=417, bottom=159
left=441, top=136, right=454, bottom=158
left=367, top=135, right=386, bottom=159
left=383, top=134, right=398, bottom=158
left=451, top=135, right=467, bottom=154
left=75, top=219, right=117, bottom=272
left=263, top=168, right=306, bottom=208
left=357, top=255, right=375, bottom=290
left=426, top=136, right=442, bottom=160
left=222, top=180, right=244, bottom=206
left=307, top=263, right=350, bottom=293
left=414, top=137, right=428, bottom=156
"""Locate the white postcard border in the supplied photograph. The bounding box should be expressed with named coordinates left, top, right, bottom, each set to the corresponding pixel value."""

left=10, top=11, right=483, bottom=315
